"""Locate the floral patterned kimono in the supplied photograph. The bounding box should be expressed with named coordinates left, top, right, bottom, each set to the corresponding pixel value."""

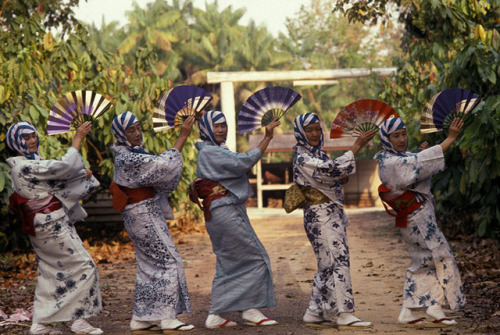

left=194, top=111, right=276, bottom=315
left=374, top=145, right=466, bottom=310
left=292, top=113, right=357, bottom=318
left=111, top=112, right=191, bottom=322
left=7, top=122, right=102, bottom=324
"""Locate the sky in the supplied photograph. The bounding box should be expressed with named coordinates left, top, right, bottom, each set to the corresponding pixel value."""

left=73, top=0, right=310, bottom=36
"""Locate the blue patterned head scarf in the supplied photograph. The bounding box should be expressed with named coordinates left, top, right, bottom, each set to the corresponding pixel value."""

left=199, top=110, right=227, bottom=146
left=294, top=113, right=328, bottom=161
left=112, top=111, right=149, bottom=154
left=379, top=117, right=407, bottom=155
left=6, top=121, right=42, bottom=160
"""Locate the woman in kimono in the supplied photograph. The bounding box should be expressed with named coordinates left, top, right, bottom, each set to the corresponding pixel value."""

left=190, top=110, right=280, bottom=329
left=374, top=117, right=465, bottom=326
left=292, top=112, right=375, bottom=329
left=110, top=111, right=195, bottom=333
left=6, top=121, right=103, bottom=335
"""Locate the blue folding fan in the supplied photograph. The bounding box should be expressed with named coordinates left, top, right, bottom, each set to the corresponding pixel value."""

left=153, top=85, right=213, bottom=132
left=47, top=90, right=112, bottom=135
left=238, top=86, right=302, bottom=134
left=420, top=88, right=481, bottom=134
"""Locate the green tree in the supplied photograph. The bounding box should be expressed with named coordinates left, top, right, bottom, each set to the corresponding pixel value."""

left=335, top=0, right=500, bottom=237
left=0, top=0, right=201, bottom=252
left=116, top=0, right=191, bottom=79
left=278, top=0, right=401, bottom=135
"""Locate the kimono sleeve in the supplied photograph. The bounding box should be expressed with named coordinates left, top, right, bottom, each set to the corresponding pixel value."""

left=197, top=147, right=261, bottom=181
left=129, top=149, right=183, bottom=194
left=25, top=147, right=85, bottom=181
left=299, top=150, right=356, bottom=184
left=383, top=145, right=445, bottom=190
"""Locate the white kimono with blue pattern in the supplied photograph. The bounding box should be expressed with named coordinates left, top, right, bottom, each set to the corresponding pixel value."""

left=195, top=141, right=276, bottom=314
left=293, top=145, right=357, bottom=318
left=7, top=147, right=102, bottom=323
left=111, top=144, right=191, bottom=321
left=374, top=145, right=465, bottom=310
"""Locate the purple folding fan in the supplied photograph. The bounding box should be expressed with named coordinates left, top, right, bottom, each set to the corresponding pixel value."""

left=153, top=85, right=213, bottom=132
left=238, top=86, right=302, bottom=134
left=47, top=90, right=112, bottom=135
left=420, top=88, right=481, bottom=134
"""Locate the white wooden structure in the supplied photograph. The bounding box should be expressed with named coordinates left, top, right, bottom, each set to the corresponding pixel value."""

left=207, top=67, right=397, bottom=151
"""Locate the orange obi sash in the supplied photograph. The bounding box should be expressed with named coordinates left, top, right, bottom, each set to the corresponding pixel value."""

left=188, top=178, right=229, bottom=221
left=378, top=184, right=424, bottom=228
left=9, top=193, right=62, bottom=236
left=109, top=182, right=156, bottom=213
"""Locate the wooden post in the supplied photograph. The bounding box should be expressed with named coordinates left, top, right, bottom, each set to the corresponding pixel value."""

left=256, top=160, right=263, bottom=209
left=220, top=81, right=237, bottom=151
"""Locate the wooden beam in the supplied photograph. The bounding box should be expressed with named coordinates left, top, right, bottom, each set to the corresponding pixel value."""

left=207, top=67, right=397, bottom=84
left=293, top=80, right=339, bottom=86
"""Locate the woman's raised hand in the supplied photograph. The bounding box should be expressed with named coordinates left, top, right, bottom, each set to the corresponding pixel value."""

left=447, top=117, right=464, bottom=142
left=418, top=141, right=429, bottom=152
left=440, top=117, right=464, bottom=154
left=180, top=115, right=196, bottom=138
left=351, top=129, right=377, bottom=155
left=173, top=115, right=196, bottom=152
left=72, top=121, right=92, bottom=151
left=265, top=119, right=281, bottom=139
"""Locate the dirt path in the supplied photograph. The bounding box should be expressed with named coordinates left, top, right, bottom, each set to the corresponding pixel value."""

left=1, top=207, right=489, bottom=334
left=91, top=207, right=476, bottom=335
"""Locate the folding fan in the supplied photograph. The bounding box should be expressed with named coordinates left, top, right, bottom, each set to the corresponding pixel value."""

left=153, top=85, right=213, bottom=132
left=330, top=99, right=399, bottom=138
left=420, top=88, right=481, bottom=134
left=47, top=90, right=112, bottom=135
left=238, top=86, right=302, bottom=134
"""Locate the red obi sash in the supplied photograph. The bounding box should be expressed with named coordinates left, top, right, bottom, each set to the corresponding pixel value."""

left=188, top=178, right=229, bottom=221
left=378, top=184, right=424, bottom=228
left=109, top=182, right=156, bottom=213
left=9, top=193, right=62, bottom=236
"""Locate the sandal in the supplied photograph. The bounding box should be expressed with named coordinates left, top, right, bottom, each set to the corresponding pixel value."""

left=426, top=318, right=457, bottom=327
left=205, top=314, right=237, bottom=329
left=304, top=320, right=337, bottom=328
left=243, top=318, right=278, bottom=327
left=132, top=325, right=163, bottom=334
left=242, top=308, right=278, bottom=327
left=161, top=319, right=195, bottom=333
left=398, top=317, right=426, bottom=327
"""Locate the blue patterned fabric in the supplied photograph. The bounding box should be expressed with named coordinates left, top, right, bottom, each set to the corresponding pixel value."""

left=302, top=202, right=354, bottom=317
left=379, top=117, right=407, bottom=155
left=199, top=110, right=227, bottom=146
left=6, top=147, right=102, bottom=323
left=374, top=145, right=466, bottom=310
left=111, top=144, right=191, bottom=320
left=112, top=112, right=149, bottom=154
left=6, top=121, right=42, bottom=160
left=293, top=145, right=357, bottom=318
left=293, top=113, right=328, bottom=161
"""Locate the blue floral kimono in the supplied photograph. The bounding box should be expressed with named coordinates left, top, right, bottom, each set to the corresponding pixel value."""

left=7, top=147, right=102, bottom=323
left=111, top=144, right=191, bottom=321
left=374, top=145, right=466, bottom=310
left=195, top=141, right=276, bottom=314
left=293, top=144, right=357, bottom=318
